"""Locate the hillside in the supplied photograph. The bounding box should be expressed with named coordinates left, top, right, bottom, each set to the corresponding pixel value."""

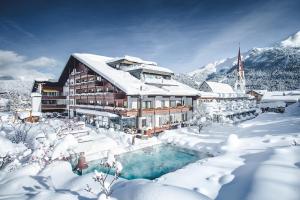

left=175, top=31, right=300, bottom=91
left=0, top=80, right=33, bottom=110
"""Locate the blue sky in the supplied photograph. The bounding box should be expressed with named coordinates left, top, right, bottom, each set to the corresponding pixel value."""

left=0, top=0, right=300, bottom=79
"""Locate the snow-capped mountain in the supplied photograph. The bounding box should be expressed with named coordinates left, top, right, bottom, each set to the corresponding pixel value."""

left=175, top=31, right=300, bottom=91
left=280, top=31, right=300, bottom=48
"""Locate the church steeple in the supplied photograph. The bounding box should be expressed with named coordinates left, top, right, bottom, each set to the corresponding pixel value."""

left=237, top=47, right=244, bottom=77
left=235, top=45, right=246, bottom=93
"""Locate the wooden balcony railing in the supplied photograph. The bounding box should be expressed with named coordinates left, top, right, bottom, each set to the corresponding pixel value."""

left=41, top=104, right=66, bottom=109
left=42, top=95, right=66, bottom=100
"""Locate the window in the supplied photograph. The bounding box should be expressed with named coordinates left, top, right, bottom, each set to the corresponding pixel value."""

left=161, top=100, right=166, bottom=107
left=182, top=99, right=185, bottom=106
left=142, top=101, right=152, bottom=109
left=176, top=100, right=182, bottom=106
left=170, top=100, right=176, bottom=107
left=142, top=119, right=147, bottom=127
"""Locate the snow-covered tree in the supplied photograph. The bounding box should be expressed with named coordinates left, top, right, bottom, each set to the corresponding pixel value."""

left=191, top=101, right=212, bottom=133
left=93, top=152, right=123, bottom=199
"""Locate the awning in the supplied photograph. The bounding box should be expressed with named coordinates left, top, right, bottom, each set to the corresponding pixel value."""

left=42, top=89, right=58, bottom=92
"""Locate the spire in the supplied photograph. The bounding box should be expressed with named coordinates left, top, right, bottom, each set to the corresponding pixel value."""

left=234, top=44, right=246, bottom=94
left=237, top=45, right=243, bottom=73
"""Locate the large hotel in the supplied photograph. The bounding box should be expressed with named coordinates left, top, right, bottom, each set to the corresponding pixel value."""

left=32, top=54, right=199, bottom=135
left=31, top=50, right=257, bottom=135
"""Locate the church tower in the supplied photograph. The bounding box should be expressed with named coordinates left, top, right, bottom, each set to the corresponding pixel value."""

left=234, top=46, right=246, bottom=94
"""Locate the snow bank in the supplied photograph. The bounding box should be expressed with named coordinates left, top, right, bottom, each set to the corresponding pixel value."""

left=112, top=179, right=212, bottom=200
left=221, top=134, right=240, bottom=152
left=246, top=146, right=300, bottom=200
left=0, top=135, right=26, bottom=157
left=51, top=134, right=78, bottom=160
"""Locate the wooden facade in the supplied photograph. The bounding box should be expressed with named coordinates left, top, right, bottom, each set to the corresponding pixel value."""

left=31, top=55, right=196, bottom=136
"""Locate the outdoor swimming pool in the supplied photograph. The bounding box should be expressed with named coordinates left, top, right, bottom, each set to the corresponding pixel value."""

left=77, top=144, right=206, bottom=180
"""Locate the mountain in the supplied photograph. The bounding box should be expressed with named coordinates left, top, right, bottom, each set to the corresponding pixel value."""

left=175, top=31, right=300, bottom=91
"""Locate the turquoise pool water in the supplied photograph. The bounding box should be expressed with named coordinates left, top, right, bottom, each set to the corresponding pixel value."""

left=78, top=145, right=206, bottom=180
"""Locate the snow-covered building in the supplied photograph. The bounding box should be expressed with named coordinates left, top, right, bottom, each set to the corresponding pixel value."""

left=32, top=54, right=199, bottom=135
left=31, top=80, right=66, bottom=113
left=197, top=83, right=256, bottom=123
left=261, top=91, right=300, bottom=105
left=259, top=90, right=300, bottom=112
left=199, top=81, right=235, bottom=95
left=197, top=47, right=257, bottom=123
left=247, top=90, right=267, bottom=103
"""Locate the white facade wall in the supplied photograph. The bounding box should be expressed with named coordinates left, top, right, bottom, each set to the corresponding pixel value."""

left=31, top=93, right=42, bottom=113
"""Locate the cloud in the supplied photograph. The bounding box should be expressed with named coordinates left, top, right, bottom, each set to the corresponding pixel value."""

left=0, top=50, right=57, bottom=81
left=0, top=20, right=37, bottom=40
left=189, top=0, right=300, bottom=70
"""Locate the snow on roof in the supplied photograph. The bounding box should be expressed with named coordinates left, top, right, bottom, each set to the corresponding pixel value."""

left=76, top=108, right=119, bottom=118
left=261, top=91, right=300, bottom=103
left=260, top=101, right=286, bottom=108
left=122, top=64, right=174, bottom=74
left=261, top=92, right=300, bottom=102
left=18, top=111, right=42, bottom=120
left=72, top=53, right=199, bottom=96
left=203, top=81, right=234, bottom=94
left=31, top=92, right=42, bottom=97
left=108, top=55, right=157, bottom=66
left=198, top=91, right=219, bottom=98
left=252, top=90, right=267, bottom=95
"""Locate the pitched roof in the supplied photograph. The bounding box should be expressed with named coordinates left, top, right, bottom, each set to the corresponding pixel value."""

left=122, top=64, right=174, bottom=74
left=261, top=91, right=300, bottom=103
left=72, top=53, right=199, bottom=96
left=202, top=81, right=234, bottom=94
left=107, top=55, right=157, bottom=66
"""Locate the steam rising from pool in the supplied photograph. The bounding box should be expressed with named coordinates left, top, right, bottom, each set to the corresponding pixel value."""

left=78, top=144, right=206, bottom=180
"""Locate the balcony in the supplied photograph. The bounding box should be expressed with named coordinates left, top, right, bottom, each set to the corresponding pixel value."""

left=42, top=95, right=66, bottom=100
left=41, top=104, right=66, bottom=110
left=114, top=93, right=126, bottom=99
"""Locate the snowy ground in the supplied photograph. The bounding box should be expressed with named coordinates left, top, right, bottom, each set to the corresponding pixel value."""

left=0, top=103, right=299, bottom=200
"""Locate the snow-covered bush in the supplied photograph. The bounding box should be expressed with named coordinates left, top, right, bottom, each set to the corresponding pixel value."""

left=51, top=134, right=78, bottom=160
left=93, top=152, right=123, bottom=199
left=0, top=154, right=12, bottom=170
left=0, top=134, right=27, bottom=171
left=8, top=122, right=32, bottom=146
